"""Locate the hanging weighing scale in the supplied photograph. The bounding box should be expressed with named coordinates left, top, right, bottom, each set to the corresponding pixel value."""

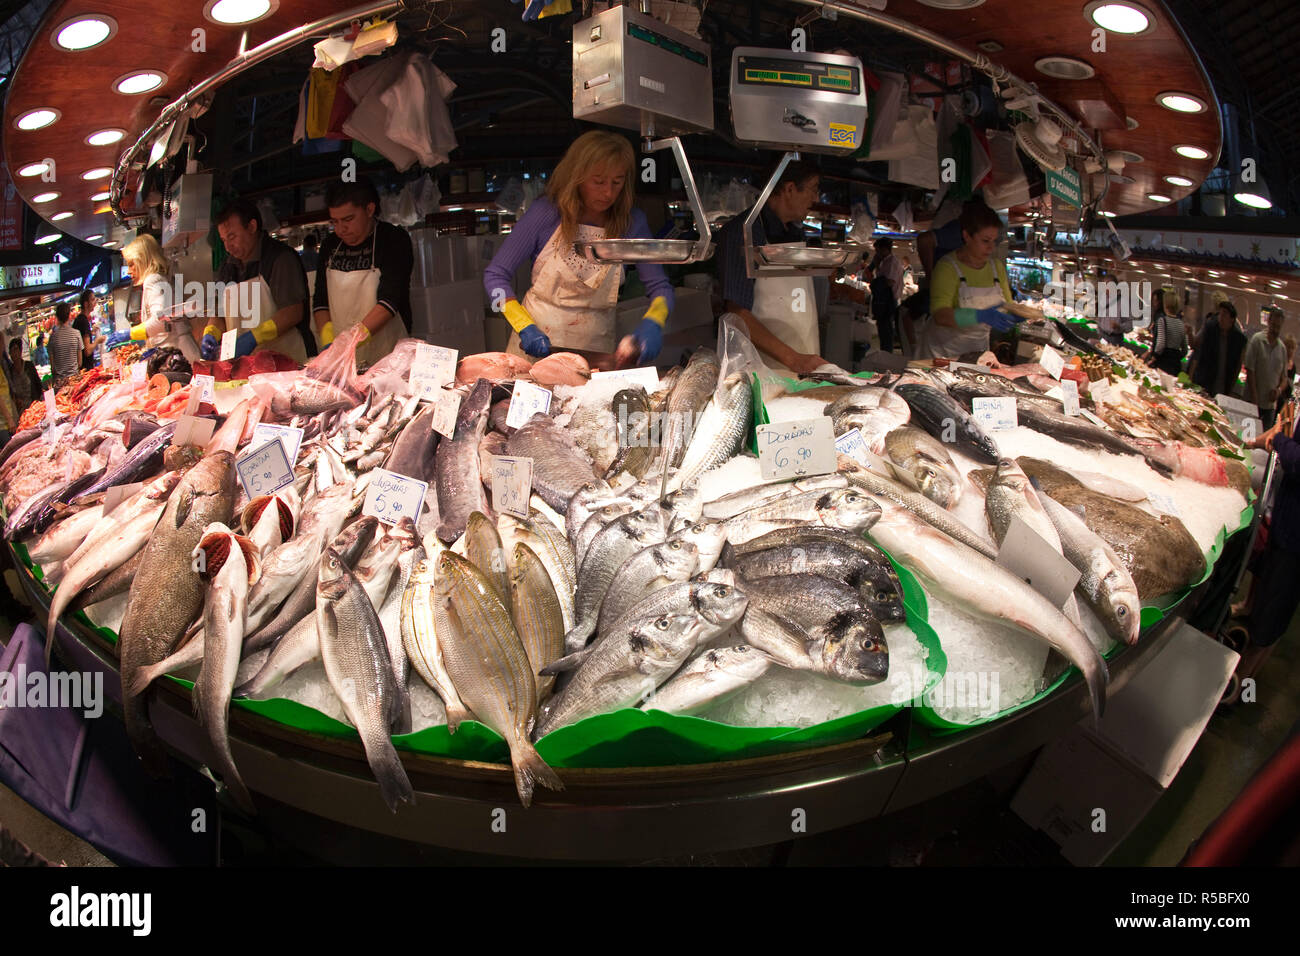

left=570, top=4, right=714, bottom=264
left=729, top=47, right=870, bottom=277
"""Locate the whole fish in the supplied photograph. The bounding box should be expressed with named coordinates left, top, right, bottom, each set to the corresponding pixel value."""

left=669, top=373, right=753, bottom=493
left=434, top=378, right=493, bottom=543
left=377, top=541, right=425, bottom=689
left=119, top=452, right=237, bottom=769
left=566, top=504, right=667, bottom=652
left=6, top=477, right=76, bottom=541
left=509, top=543, right=566, bottom=702
left=645, top=644, right=773, bottom=716
left=564, top=481, right=619, bottom=546
left=574, top=500, right=636, bottom=567
left=505, top=413, right=601, bottom=512
left=290, top=377, right=363, bottom=416
left=722, top=487, right=880, bottom=546
left=28, top=503, right=105, bottom=565
left=466, top=511, right=509, bottom=604
left=702, top=474, right=847, bottom=521
left=498, top=513, right=577, bottom=632
left=23, top=468, right=106, bottom=538
left=1039, top=494, right=1142, bottom=646
left=383, top=402, right=440, bottom=481
left=0, top=427, right=42, bottom=467
left=192, top=524, right=261, bottom=814
left=70, top=550, right=143, bottom=612
left=352, top=517, right=419, bottom=731
left=240, top=486, right=301, bottom=558
left=434, top=551, right=563, bottom=807
left=70, top=420, right=178, bottom=504
left=401, top=557, right=472, bottom=731
left=657, top=348, right=720, bottom=498
left=884, top=426, right=963, bottom=508
left=604, top=386, right=654, bottom=481
left=740, top=574, right=889, bottom=684
left=1015, top=399, right=1142, bottom=458
left=894, top=383, right=1000, bottom=465
left=670, top=518, right=727, bottom=574
left=317, top=547, right=414, bottom=812
left=595, top=537, right=700, bottom=637
left=866, top=492, right=1108, bottom=721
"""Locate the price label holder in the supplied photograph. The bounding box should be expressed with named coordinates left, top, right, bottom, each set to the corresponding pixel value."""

left=432, top=389, right=461, bottom=438
left=756, top=417, right=837, bottom=481
left=410, top=343, right=458, bottom=395
left=1061, top=379, right=1080, bottom=417
left=1147, top=492, right=1183, bottom=519
left=972, top=396, right=1018, bottom=432
left=131, top=362, right=147, bottom=384
left=236, top=439, right=295, bottom=499
left=491, top=455, right=534, bottom=519
left=1040, top=345, right=1065, bottom=380
left=1088, top=377, right=1113, bottom=405
left=102, top=481, right=143, bottom=518
left=103, top=349, right=119, bottom=374
left=506, top=381, right=552, bottom=429
left=996, top=515, right=1082, bottom=611
left=834, top=427, right=871, bottom=465
left=591, top=367, right=661, bottom=392
left=251, top=423, right=304, bottom=464
left=173, top=415, right=216, bottom=448
left=192, top=373, right=216, bottom=405
left=43, top=389, right=57, bottom=422
left=1080, top=408, right=1108, bottom=428
left=219, top=329, right=239, bottom=361
left=363, top=468, right=429, bottom=526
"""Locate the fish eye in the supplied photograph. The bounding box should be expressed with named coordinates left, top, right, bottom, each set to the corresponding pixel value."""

left=1116, top=606, right=1129, bottom=618
left=876, top=590, right=892, bottom=602
left=655, top=617, right=670, bottom=630
left=861, top=639, right=876, bottom=651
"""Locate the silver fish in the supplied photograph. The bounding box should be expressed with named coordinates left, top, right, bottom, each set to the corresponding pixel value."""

left=509, top=543, right=566, bottom=702
left=702, top=474, right=847, bottom=521
left=401, top=557, right=473, bottom=731
left=505, top=412, right=601, bottom=512
left=668, top=372, right=753, bottom=493
left=596, top=537, right=700, bottom=637
left=434, top=378, right=492, bottom=543
left=566, top=504, right=667, bottom=652
left=645, top=644, right=773, bottom=716
left=722, top=487, right=881, bottom=546
left=884, top=426, right=962, bottom=509
left=1040, top=494, right=1142, bottom=646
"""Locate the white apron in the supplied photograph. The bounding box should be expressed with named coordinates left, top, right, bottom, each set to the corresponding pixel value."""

left=752, top=242, right=819, bottom=377
left=141, top=274, right=201, bottom=362
left=507, top=223, right=622, bottom=357
left=925, top=257, right=1003, bottom=359
left=222, top=277, right=308, bottom=365
left=324, top=228, right=403, bottom=368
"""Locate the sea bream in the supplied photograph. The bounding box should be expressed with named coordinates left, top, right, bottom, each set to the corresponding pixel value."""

left=434, top=378, right=493, bottom=543
left=645, top=644, right=774, bottom=716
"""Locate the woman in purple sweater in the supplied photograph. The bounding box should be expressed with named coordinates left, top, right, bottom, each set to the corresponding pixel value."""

left=482, top=130, right=674, bottom=365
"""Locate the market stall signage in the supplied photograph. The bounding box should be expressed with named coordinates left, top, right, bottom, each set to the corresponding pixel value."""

left=43, top=389, right=56, bottom=422
left=0, top=263, right=60, bottom=290
left=1089, top=378, right=1113, bottom=404
left=174, top=415, right=216, bottom=447
left=411, top=343, right=458, bottom=397
left=236, top=439, right=295, bottom=499
left=591, top=366, right=661, bottom=391
left=219, top=330, right=238, bottom=362
left=506, top=381, right=553, bottom=429
left=363, top=468, right=428, bottom=526
left=972, top=396, right=1017, bottom=432
left=757, top=417, right=837, bottom=480
left=995, top=515, right=1081, bottom=610
left=491, top=455, right=533, bottom=519
left=1046, top=165, right=1082, bottom=208
left=190, top=374, right=216, bottom=409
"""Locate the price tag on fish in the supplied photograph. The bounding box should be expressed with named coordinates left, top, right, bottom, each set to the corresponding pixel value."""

left=236, top=439, right=295, bottom=499
left=131, top=362, right=146, bottom=384
left=410, top=343, right=458, bottom=397
left=1088, top=377, right=1113, bottom=405
left=191, top=373, right=215, bottom=406
left=506, top=381, right=552, bottom=429
left=363, top=468, right=428, bottom=527
left=1080, top=408, right=1108, bottom=428
left=43, top=389, right=56, bottom=422
left=834, top=427, right=871, bottom=465
left=1147, top=492, right=1182, bottom=519
left=996, top=515, right=1081, bottom=611
left=491, top=455, right=533, bottom=519
left=971, top=396, right=1018, bottom=432
left=1039, top=345, right=1065, bottom=380
left=757, top=417, right=837, bottom=481
left=431, top=389, right=461, bottom=439
left=251, top=423, right=304, bottom=463
left=102, top=481, right=142, bottom=518
left=173, top=414, right=216, bottom=448
left=1061, top=379, right=1080, bottom=417
left=219, top=329, right=238, bottom=362
left=591, top=366, right=661, bottom=392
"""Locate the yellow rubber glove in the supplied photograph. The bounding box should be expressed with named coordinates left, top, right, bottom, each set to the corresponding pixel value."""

left=643, top=295, right=669, bottom=327
left=202, top=324, right=222, bottom=341
left=318, top=322, right=334, bottom=346
left=129, top=324, right=148, bottom=341
left=539, top=0, right=572, bottom=17
left=502, top=299, right=535, bottom=334
left=251, top=318, right=280, bottom=345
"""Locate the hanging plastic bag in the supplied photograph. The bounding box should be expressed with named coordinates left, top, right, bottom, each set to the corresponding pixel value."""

left=396, top=180, right=420, bottom=226
left=416, top=175, right=442, bottom=218
left=255, top=198, right=280, bottom=234
left=379, top=189, right=402, bottom=222
left=893, top=199, right=915, bottom=233
left=496, top=177, right=525, bottom=216
left=250, top=324, right=367, bottom=419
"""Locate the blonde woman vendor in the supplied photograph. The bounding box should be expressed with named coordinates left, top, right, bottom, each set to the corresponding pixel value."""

left=927, top=201, right=1019, bottom=359
left=482, top=130, right=673, bottom=364
left=106, top=234, right=201, bottom=361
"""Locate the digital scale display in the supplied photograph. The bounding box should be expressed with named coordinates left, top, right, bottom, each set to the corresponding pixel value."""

left=627, top=22, right=708, bottom=66
left=737, top=55, right=860, bottom=95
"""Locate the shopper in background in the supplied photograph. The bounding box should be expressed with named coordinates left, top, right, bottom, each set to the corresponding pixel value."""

left=72, top=289, right=98, bottom=371
left=49, top=302, right=82, bottom=388
left=6, top=338, right=41, bottom=414
left=868, top=237, right=905, bottom=353
left=1191, top=299, right=1248, bottom=399
left=1243, top=306, right=1288, bottom=429
left=300, top=233, right=320, bottom=274
left=32, top=333, right=48, bottom=369
left=927, top=201, right=1020, bottom=359
left=1275, top=335, right=1297, bottom=419
left=106, top=235, right=201, bottom=361
left=313, top=176, right=414, bottom=367
left=1148, top=289, right=1189, bottom=375
left=484, top=131, right=674, bottom=366
left=205, top=199, right=313, bottom=363
left=715, top=158, right=826, bottom=375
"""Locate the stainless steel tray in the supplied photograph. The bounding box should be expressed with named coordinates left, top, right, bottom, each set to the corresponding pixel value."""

left=756, top=243, right=861, bottom=268
left=575, top=238, right=708, bottom=264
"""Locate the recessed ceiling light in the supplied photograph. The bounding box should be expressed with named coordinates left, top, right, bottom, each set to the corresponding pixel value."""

left=1270, top=280, right=1284, bottom=288
left=113, top=71, right=166, bottom=95
left=1147, top=193, right=1172, bottom=203
left=914, top=0, right=986, bottom=8
left=34, top=234, right=60, bottom=245
left=1111, top=174, right=1136, bottom=185
left=1115, top=150, right=1144, bottom=164
left=1235, top=192, right=1273, bottom=210
left=86, top=128, right=126, bottom=146
left=81, top=167, right=112, bottom=180
left=32, top=191, right=59, bottom=203
left=1174, top=144, right=1210, bottom=160
left=85, top=234, right=104, bottom=242
left=1035, top=56, right=1096, bottom=80
left=91, top=191, right=111, bottom=201
left=50, top=211, right=73, bottom=221
left=1086, top=2, right=1154, bottom=35
left=1164, top=175, right=1195, bottom=187
left=1099, top=210, right=1117, bottom=218
left=1208, top=271, right=1222, bottom=277
left=204, top=0, right=277, bottom=25
left=51, top=16, right=117, bottom=52
left=103, top=240, right=119, bottom=248
left=1157, top=91, right=1207, bottom=113
left=14, top=108, right=60, bottom=131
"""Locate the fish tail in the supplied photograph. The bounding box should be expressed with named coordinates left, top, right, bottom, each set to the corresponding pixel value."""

left=364, top=734, right=415, bottom=812
left=445, top=700, right=471, bottom=734
left=124, top=692, right=171, bottom=779
left=209, top=714, right=256, bottom=815
left=508, top=735, right=563, bottom=808
left=1087, top=655, right=1110, bottom=725
left=562, top=619, right=595, bottom=656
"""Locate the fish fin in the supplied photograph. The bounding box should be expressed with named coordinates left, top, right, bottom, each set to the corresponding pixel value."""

left=174, top=487, right=195, bottom=529
left=560, top=619, right=595, bottom=657
left=508, top=736, right=563, bottom=808
left=445, top=700, right=470, bottom=735
left=540, top=647, right=591, bottom=676
left=367, top=735, right=415, bottom=812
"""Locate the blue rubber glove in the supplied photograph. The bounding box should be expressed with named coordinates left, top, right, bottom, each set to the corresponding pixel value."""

left=200, top=334, right=220, bottom=360
left=518, top=324, right=552, bottom=358
left=974, top=306, right=1017, bottom=333
left=632, top=318, right=664, bottom=363
left=234, top=331, right=258, bottom=358
left=106, top=329, right=131, bottom=348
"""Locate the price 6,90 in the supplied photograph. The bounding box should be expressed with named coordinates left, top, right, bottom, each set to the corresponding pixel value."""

left=774, top=446, right=812, bottom=469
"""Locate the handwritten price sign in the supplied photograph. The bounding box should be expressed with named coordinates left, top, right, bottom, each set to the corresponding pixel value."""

left=1061, top=379, right=1080, bottom=417
left=591, top=366, right=661, bottom=391
left=491, top=455, right=534, bottom=519
left=219, top=329, right=239, bottom=361
left=972, top=396, right=1018, bottom=432
left=236, top=438, right=295, bottom=499
left=411, top=343, right=458, bottom=398
left=757, top=417, right=837, bottom=480
left=431, top=389, right=461, bottom=438
left=362, top=468, right=429, bottom=527
left=251, top=423, right=304, bottom=463
left=505, top=381, right=552, bottom=429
